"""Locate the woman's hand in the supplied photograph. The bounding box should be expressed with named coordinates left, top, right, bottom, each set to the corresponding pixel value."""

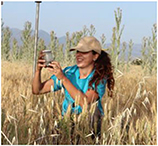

left=37, top=50, right=46, bottom=71
left=47, top=61, right=65, bottom=80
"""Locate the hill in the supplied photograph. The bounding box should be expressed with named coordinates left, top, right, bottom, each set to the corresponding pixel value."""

left=9, top=28, right=142, bottom=58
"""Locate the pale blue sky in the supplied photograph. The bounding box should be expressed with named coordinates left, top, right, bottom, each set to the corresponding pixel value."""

left=1, top=1, right=157, bottom=44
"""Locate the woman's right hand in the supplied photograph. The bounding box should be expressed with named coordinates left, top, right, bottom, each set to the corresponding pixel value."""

left=37, top=50, right=46, bottom=71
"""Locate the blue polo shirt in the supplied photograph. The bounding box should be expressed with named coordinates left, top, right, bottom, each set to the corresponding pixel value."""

left=50, top=65, right=106, bottom=116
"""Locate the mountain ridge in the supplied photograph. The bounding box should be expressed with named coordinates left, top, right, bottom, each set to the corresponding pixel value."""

left=9, top=28, right=142, bottom=58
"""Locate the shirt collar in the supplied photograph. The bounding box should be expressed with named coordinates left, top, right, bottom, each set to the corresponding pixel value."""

left=76, top=66, right=95, bottom=80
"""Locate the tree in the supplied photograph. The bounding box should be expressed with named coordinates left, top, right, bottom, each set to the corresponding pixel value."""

left=1, top=19, right=4, bottom=41
left=38, top=38, right=46, bottom=51
left=49, top=31, right=57, bottom=58
left=127, top=39, right=133, bottom=71
left=110, top=8, right=125, bottom=71
left=65, top=32, right=71, bottom=66
left=1, top=27, right=11, bottom=60
left=56, top=43, right=64, bottom=66
left=21, top=21, right=33, bottom=61
left=100, top=34, right=106, bottom=48
left=11, top=38, right=19, bottom=61
left=88, top=24, right=96, bottom=36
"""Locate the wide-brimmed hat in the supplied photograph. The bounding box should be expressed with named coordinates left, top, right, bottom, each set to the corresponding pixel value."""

left=70, top=36, right=102, bottom=54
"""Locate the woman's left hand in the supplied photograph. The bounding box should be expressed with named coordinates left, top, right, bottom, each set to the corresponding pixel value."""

left=47, top=61, right=65, bottom=80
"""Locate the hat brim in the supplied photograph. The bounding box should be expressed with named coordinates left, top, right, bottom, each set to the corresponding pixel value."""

left=69, top=46, right=91, bottom=53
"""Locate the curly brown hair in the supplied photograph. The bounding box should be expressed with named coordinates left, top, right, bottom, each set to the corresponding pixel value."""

left=89, top=50, right=115, bottom=97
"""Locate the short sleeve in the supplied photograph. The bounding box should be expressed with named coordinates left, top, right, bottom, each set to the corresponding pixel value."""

left=50, top=66, right=73, bottom=92
left=91, top=79, right=107, bottom=99
left=50, top=75, right=62, bottom=92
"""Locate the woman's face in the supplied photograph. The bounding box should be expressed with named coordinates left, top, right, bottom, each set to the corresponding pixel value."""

left=76, top=51, right=99, bottom=68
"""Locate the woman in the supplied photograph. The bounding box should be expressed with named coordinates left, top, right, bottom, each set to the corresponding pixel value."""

left=32, top=36, right=114, bottom=141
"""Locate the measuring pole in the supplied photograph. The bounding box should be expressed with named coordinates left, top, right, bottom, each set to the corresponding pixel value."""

left=33, top=1, right=41, bottom=78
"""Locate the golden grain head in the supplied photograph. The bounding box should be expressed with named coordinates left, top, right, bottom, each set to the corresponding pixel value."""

left=1, top=61, right=157, bottom=145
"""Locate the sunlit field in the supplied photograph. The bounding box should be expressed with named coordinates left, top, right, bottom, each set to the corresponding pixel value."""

left=1, top=61, right=157, bottom=145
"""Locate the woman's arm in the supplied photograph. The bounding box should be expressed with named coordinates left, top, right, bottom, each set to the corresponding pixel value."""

left=47, top=62, right=99, bottom=107
left=32, top=71, right=54, bottom=94
left=61, top=76, right=99, bottom=107
left=32, top=51, right=54, bottom=95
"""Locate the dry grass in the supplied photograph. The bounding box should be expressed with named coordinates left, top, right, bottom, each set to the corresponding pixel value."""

left=1, top=61, right=157, bottom=145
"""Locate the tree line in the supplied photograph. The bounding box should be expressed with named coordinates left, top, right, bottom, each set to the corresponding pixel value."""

left=1, top=8, right=157, bottom=75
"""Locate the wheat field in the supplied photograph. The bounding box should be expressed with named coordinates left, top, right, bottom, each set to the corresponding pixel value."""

left=1, top=61, right=157, bottom=145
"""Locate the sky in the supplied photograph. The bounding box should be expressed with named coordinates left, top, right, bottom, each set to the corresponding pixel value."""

left=1, top=1, right=157, bottom=44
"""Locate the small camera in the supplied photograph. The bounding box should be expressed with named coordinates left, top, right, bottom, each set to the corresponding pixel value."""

left=42, top=50, right=54, bottom=67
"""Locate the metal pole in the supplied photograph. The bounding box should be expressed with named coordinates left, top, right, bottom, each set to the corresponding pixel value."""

left=33, top=1, right=41, bottom=78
